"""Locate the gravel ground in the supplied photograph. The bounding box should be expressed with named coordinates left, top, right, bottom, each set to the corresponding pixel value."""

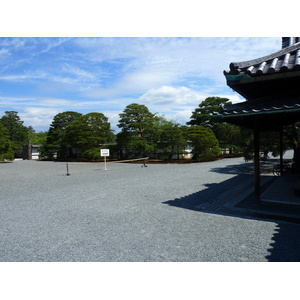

left=1, top=157, right=300, bottom=262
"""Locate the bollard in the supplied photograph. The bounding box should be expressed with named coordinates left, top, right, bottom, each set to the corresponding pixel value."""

left=142, top=158, right=147, bottom=167
left=66, top=163, right=70, bottom=176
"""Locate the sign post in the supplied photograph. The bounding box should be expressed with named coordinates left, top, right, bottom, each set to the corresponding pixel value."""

left=100, top=149, right=110, bottom=171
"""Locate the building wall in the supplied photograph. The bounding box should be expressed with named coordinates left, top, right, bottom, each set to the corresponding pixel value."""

left=22, top=143, right=41, bottom=160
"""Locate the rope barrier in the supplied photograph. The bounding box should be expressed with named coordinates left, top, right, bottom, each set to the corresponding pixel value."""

left=63, top=157, right=149, bottom=175
left=63, top=157, right=149, bottom=165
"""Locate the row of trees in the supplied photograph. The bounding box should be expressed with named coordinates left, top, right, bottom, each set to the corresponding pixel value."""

left=1, top=96, right=298, bottom=162
left=41, top=112, right=114, bottom=160
left=39, top=97, right=260, bottom=161
left=39, top=100, right=229, bottom=161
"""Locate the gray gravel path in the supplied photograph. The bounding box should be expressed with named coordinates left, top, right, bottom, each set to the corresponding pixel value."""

left=1, top=157, right=300, bottom=261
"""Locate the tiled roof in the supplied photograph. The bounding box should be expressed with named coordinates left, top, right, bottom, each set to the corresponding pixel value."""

left=219, top=96, right=300, bottom=117
left=224, top=42, right=300, bottom=76
left=219, top=39, right=300, bottom=129
left=215, top=96, right=300, bottom=130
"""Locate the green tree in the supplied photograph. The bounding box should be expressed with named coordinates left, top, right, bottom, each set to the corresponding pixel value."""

left=118, top=103, right=158, bottom=137
left=116, top=130, right=130, bottom=159
left=0, top=111, right=29, bottom=156
left=213, top=122, right=242, bottom=154
left=65, top=112, right=115, bottom=158
left=185, top=125, right=220, bottom=160
left=155, top=117, right=187, bottom=159
left=42, top=111, right=82, bottom=159
left=188, top=97, right=243, bottom=154
left=117, top=103, right=159, bottom=157
left=0, top=122, right=14, bottom=161
left=188, top=97, right=232, bottom=127
left=282, top=123, right=300, bottom=149
left=28, top=131, right=48, bottom=145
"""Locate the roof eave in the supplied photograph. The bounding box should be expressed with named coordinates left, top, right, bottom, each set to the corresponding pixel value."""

left=228, top=42, right=300, bottom=71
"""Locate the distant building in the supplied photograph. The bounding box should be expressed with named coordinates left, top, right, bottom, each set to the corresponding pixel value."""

left=22, top=142, right=41, bottom=160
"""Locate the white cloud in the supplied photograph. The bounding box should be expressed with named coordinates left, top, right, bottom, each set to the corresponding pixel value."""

left=172, top=109, right=194, bottom=124
left=0, top=48, right=10, bottom=57
left=62, top=63, right=97, bottom=81
left=0, top=72, right=46, bottom=81
left=0, top=96, right=34, bottom=102
left=22, top=107, right=59, bottom=116
left=39, top=98, right=74, bottom=107
left=0, top=96, right=79, bottom=131
left=102, top=111, right=122, bottom=132
left=138, top=85, right=245, bottom=125
left=37, top=38, right=71, bottom=54
left=117, top=70, right=176, bottom=93
left=20, top=107, right=61, bottom=131
left=79, top=37, right=281, bottom=100
left=140, top=86, right=204, bottom=107
left=139, top=85, right=243, bottom=108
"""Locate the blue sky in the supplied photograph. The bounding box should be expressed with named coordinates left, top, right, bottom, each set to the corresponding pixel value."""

left=0, top=37, right=282, bottom=132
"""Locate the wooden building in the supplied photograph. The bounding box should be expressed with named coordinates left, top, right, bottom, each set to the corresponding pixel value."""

left=216, top=37, right=300, bottom=202
left=22, top=142, right=41, bottom=160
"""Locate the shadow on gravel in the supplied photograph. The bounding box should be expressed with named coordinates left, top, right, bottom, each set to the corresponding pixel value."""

left=210, top=162, right=254, bottom=175
left=163, top=174, right=252, bottom=210
left=210, top=160, right=279, bottom=175
left=266, top=222, right=300, bottom=261
left=163, top=165, right=300, bottom=262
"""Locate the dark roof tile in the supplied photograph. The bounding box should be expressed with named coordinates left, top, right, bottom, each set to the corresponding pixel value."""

left=218, top=96, right=300, bottom=117
left=225, top=42, right=300, bottom=76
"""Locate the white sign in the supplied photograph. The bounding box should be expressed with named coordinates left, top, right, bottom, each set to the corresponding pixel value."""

left=100, top=149, right=110, bottom=157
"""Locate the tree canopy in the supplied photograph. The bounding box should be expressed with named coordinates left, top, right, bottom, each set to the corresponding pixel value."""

left=65, top=112, right=115, bottom=155
left=42, top=111, right=82, bottom=159
left=0, top=111, right=29, bottom=156
left=187, top=97, right=232, bottom=127
left=187, top=97, right=242, bottom=154
left=41, top=111, right=115, bottom=159
left=117, top=103, right=160, bottom=157
left=0, top=122, right=14, bottom=161
left=185, top=125, right=220, bottom=160
left=118, top=103, right=158, bottom=138
left=154, top=117, right=187, bottom=159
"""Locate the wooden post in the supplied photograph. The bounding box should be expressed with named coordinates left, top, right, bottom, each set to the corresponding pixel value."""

left=253, top=124, right=261, bottom=202
left=279, top=128, right=284, bottom=175
left=28, top=141, right=32, bottom=160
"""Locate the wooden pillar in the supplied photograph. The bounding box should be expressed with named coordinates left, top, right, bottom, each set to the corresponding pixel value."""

left=253, top=124, right=261, bottom=202
left=279, top=128, right=284, bottom=175
left=28, top=140, right=32, bottom=160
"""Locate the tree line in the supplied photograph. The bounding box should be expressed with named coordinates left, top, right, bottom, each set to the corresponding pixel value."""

left=0, top=111, right=40, bottom=161
left=1, top=97, right=298, bottom=162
